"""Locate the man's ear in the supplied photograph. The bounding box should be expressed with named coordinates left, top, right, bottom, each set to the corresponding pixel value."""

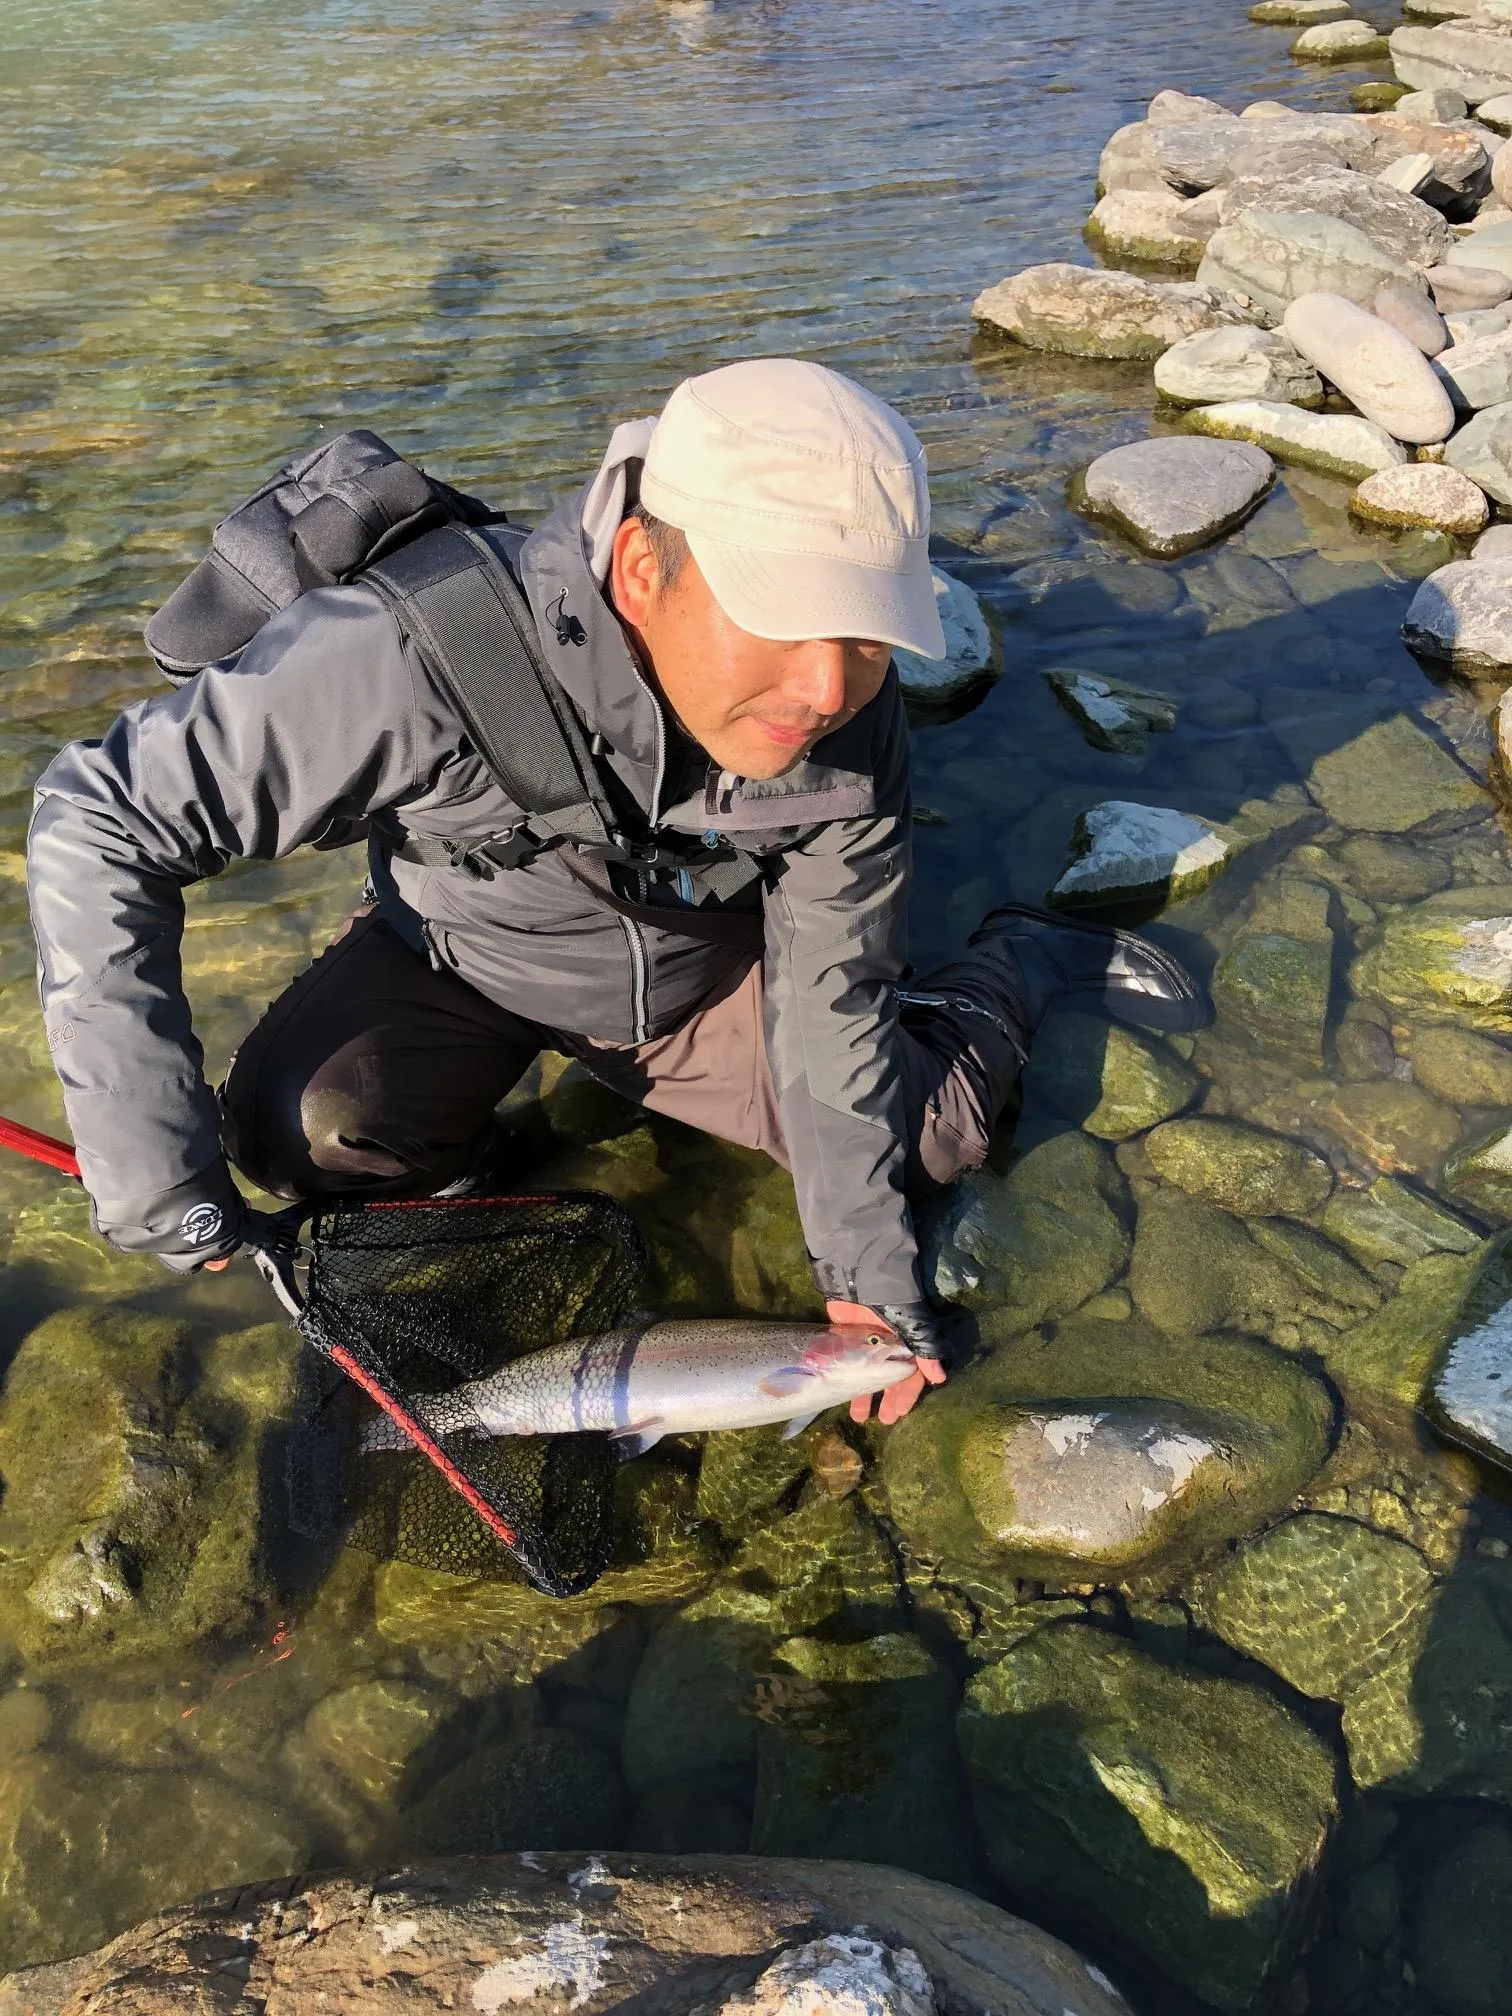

left=609, top=515, right=661, bottom=628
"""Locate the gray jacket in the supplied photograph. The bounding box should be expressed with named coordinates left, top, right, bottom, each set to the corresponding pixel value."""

left=27, top=485, right=920, bottom=1306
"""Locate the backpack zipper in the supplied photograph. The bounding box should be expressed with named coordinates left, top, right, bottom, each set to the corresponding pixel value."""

left=616, top=911, right=651, bottom=1042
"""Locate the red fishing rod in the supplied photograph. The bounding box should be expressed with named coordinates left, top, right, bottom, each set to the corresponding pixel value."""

left=0, top=1111, right=520, bottom=1551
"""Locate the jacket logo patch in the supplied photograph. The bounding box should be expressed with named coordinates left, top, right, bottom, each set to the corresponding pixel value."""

left=179, top=1202, right=225, bottom=1247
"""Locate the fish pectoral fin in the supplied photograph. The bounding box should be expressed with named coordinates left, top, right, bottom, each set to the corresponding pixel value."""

left=780, top=1410, right=823, bottom=1442
left=757, top=1365, right=818, bottom=1400
left=609, top=1418, right=665, bottom=1459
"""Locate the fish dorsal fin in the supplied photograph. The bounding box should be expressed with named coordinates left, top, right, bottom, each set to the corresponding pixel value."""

left=780, top=1409, right=823, bottom=1442
left=610, top=1418, right=665, bottom=1459
left=758, top=1364, right=818, bottom=1400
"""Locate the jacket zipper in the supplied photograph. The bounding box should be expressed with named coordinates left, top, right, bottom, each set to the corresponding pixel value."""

left=617, top=912, right=651, bottom=1042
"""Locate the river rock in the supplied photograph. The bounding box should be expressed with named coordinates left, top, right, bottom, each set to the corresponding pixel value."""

left=1413, top=1022, right=1512, bottom=1103
left=972, top=264, right=1255, bottom=360
left=921, top=1128, right=1131, bottom=1326
left=1307, top=712, right=1483, bottom=831
left=1446, top=222, right=1512, bottom=284
left=1044, top=666, right=1177, bottom=753
left=1390, top=20, right=1512, bottom=102
left=1223, top=165, right=1450, bottom=272
left=749, top=1632, right=976, bottom=1887
left=1428, top=1264, right=1512, bottom=1467
left=0, top=1855, right=1137, bottom=2016
left=1476, top=520, right=1512, bottom=555
left=1445, top=1118, right=1512, bottom=1210
left=1434, top=326, right=1512, bottom=408
left=1339, top=836, right=1450, bottom=904
left=1318, top=1076, right=1463, bottom=1172
left=1429, top=260, right=1512, bottom=309
left=1293, top=17, right=1390, bottom=56
left=1443, top=398, right=1512, bottom=502
left=1211, top=875, right=1335, bottom=1063
left=1097, top=119, right=1169, bottom=197
left=1351, top=460, right=1490, bottom=530
left=1049, top=799, right=1238, bottom=909
left=1129, top=1185, right=1372, bottom=1339
left=1374, top=276, right=1451, bottom=352
left=1396, top=85, right=1473, bottom=119
left=959, top=1626, right=1336, bottom=2014
left=893, top=568, right=995, bottom=702
left=1024, top=1009, right=1198, bottom=1138
left=1145, top=1115, right=1335, bottom=1214
left=1252, top=0, right=1351, bottom=20
left=881, top=1314, right=1334, bottom=1582
left=1404, top=555, right=1512, bottom=670
left=1085, top=188, right=1214, bottom=267
left=1362, top=111, right=1493, bottom=203
left=402, top=1728, right=628, bottom=1855
left=1150, top=116, right=1247, bottom=193
left=1153, top=325, right=1324, bottom=404
left=1078, top=437, right=1273, bottom=556
left=1282, top=293, right=1456, bottom=442
left=1448, top=306, right=1512, bottom=342
left=1323, top=1173, right=1481, bottom=1262
left=1198, top=211, right=1414, bottom=318
left=287, top=1676, right=460, bottom=1811
left=1183, top=398, right=1409, bottom=478
left=1411, top=1825, right=1512, bottom=2016
left=1148, top=89, right=1231, bottom=125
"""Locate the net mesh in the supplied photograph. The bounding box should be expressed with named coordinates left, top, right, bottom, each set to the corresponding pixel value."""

left=285, top=1192, right=646, bottom=1596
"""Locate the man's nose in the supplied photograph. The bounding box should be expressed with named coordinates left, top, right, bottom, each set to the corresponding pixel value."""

left=783, top=641, right=850, bottom=719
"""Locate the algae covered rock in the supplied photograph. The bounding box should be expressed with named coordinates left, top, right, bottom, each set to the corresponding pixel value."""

left=286, top=1676, right=460, bottom=1810
left=922, top=1129, right=1131, bottom=1329
left=749, top=1631, right=977, bottom=1887
left=1128, top=1185, right=1363, bottom=1340
left=1144, top=1115, right=1334, bottom=1215
left=1212, top=875, right=1335, bottom=1064
left=695, top=1424, right=812, bottom=1535
left=1023, top=1011, right=1198, bottom=1141
left=1315, top=1076, right=1461, bottom=1176
left=880, top=1315, right=1333, bottom=1583
left=1322, top=1235, right=1501, bottom=1405
left=1306, top=714, right=1484, bottom=835
left=1322, top=1174, right=1480, bottom=1265
left=400, top=1727, right=628, bottom=1856
left=959, top=1624, right=1337, bottom=2013
left=1411, top=1025, right=1512, bottom=1107
left=1352, top=885, right=1512, bottom=1030
left=1444, top=1120, right=1512, bottom=1214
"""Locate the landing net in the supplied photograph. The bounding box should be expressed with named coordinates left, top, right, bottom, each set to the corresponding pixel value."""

left=285, top=1192, right=646, bottom=1596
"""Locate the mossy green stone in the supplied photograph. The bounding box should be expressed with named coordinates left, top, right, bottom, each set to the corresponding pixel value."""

left=1128, top=1187, right=1361, bottom=1340
left=1322, top=1236, right=1504, bottom=1407
left=1198, top=1513, right=1437, bottom=1701
left=286, top=1676, right=458, bottom=1808
left=1212, top=877, right=1334, bottom=1063
left=1339, top=834, right=1451, bottom=904
left=1445, top=1121, right=1512, bottom=1215
left=1352, top=887, right=1512, bottom=1031
left=1322, top=1176, right=1480, bottom=1266
left=1308, top=715, right=1484, bottom=836
left=880, top=1315, right=1332, bottom=1582
left=691, top=1492, right=902, bottom=1636
left=1145, top=1116, right=1334, bottom=1216
left=402, top=1727, right=628, bottom=1854
left=1412, top=1025, right=1512, bottom=1108
left=959, top=1623, right=1337, bottom=2013
left=1024, top=1011, right=1198, bottom=1141
left=695, top=1424, right=811, bottom=1535
left=1246, top=1219, right=1382, bottom=1314
left=923, top=1129, right=1132, bottom=1327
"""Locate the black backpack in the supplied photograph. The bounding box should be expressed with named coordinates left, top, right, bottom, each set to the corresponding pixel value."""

left=145, top=431, right=761, bottom=941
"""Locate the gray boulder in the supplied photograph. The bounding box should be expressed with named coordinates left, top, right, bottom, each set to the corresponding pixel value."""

left=1154, top=325, right=1324, bottom=404
left=972, top=264, right=1256, bottom=360
left=1434, top=326, right=1512, bottom=406
left=1085, top=188, right=1216, bottom=267
left=1447, top=220, right=1512, bottom=285
left=1389, top=21, right=1512, bottom=102
left=1395, top=85, right=1472, bottom=119
left=1221, top=162, right=1449, bottom=270
left=1373, top=276, right=1450, bottom=353
left=1199, top=211, right=1413, bottom=319
left=1429, top=261, right=1512, bottom=311
left=1283, top=292, right=1456, bottom=442
left=1403, top=556, right=1512, bottom=672
left=1151, top=116, right=1247, bottom=193
left=1078, top=437, right=1274, bottom=556
left=1444, top=396, right=1512, bottom=500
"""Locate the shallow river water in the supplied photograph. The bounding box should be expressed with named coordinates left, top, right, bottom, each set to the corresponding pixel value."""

left=4, top=0, right=1512, bottom=2009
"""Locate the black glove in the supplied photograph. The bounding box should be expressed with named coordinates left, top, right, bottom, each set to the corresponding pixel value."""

left=92, top=1163, right=249, bottom=1274
left=870, top=1301, right=958, bottom=1369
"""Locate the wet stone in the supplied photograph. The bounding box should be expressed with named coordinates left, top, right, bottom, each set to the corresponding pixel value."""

left=1446, top=1119, right=1512, bottom=1216
left=1411, top=1023, right=1512, bottom=1105
left=1144, top=1115, right=1334, bottom=1215
left=1316, top=1076, right=1461, bottom=1175
left=1128, top=1186, right=1362, bottom=1340
left=1078, top=437, right=1274, bottom=557
left=1048, top=800, right=1238, bottom=910
left=1182, top=398, right=1409, bottom=481
left=285, top=1677, right=457, bottom=1809
left=959, top=1625, right=1337, bottom=2015
left=1322, top=1173, right=1481, bottom=1264
left=696, top=1424, right=811, bottom=1535
left=1429, top=1270, right=1512, bottom=1468
left=1306, top=714, right=1483, bottom=834
left=893, top=568, right=995, bottom=703
left=1153, top=326, right=1324, bottom=407
left=1024, top=1011, right=1198, bottom=1141
left=1410, top=1823, right=1512, bottom=2016
left=1044, top=666, right=1176, bottom=754
left=1212, top=875, right=1335, bottom=1064
left=972, top=264, right=1256, bottom=360
left=1351, top=885, right=1512, bottom=1028
left=1084, top=188, right=1214, bottom=268
left=1405, top=556, right=1512, bottom=675
left=1250, top=0, right=1350, bottom=18
left=400, top=1726, right=627, bottom=1855
left=1339, top=833, right=1452, bottom=902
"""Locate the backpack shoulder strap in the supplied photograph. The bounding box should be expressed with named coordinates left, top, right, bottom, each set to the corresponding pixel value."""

left=362, top=524, right=616, bottom=856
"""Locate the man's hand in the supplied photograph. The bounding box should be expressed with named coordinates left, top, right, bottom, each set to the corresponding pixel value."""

left=826, top=1298, right=949, bottom=1425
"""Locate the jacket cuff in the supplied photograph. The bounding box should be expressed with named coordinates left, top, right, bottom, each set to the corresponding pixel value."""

left=90, top=1161, right=247, bottom=1272
left=810, top=1250, right=924, bottom=1310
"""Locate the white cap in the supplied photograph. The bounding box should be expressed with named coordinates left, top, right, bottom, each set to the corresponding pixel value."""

left=639, top=358, right=947, bottom=660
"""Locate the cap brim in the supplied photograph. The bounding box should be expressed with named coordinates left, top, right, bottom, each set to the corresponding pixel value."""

left=687, top=533, right=949, bottom=660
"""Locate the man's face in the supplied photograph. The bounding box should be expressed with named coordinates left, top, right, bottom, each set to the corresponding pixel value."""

left=610, top=516, right=893, bottom=779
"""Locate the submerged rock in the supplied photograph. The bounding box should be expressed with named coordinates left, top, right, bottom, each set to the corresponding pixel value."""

left=1085, top=188, right=1215, bottom=267
left=1322, top=1173, right=1481, bottom=1264
left=972, top=264, right=1255, bottom=360
left=0, top=1855, right=1136, bottom=2016
left=1144, top=1115, right=1334, bottom=1215
left=1322, top=1236, right=1498, bottom=1405
left=1078, top=437, right=1273, bottom=557
left=1351, top=461, right=1490, bottom=534
left=1411, top=1023, right=1512, bottom=1105
left=1352, top=885, right=1512, bottom=1028
left=1411, top=1825, right=1512, bottom=2016
left=1049, top=800, right=1238, bottom=910
left=1198, top=211, right=1413, bottom=319
left=894, top=568, right=995, bottom=702
left=1024, top=1010, right=1198, bottom=1140
left=1404, top=557, right=1512, bottom=674
left=1306, top=713, right=1483, bottom=833
left=1182, top=398, right=1408, bottom=480
left=959, top=1625, right=1337, bottom=2014
left=401, top=1728, right=628, bottom=1855
left=1153, top=325, right=1324, bottom=406
left=1044, top=666, right=1177, bottom=753
left=1129, top=1185, right=1370, bottom=1339
left=1292, top=17, right=1389, bottom=57
left=881, top=1314, right=1334, bottom=1583
left=922, top=1129, right=1132, bottom=1327
left=1212, top=874, right=1335, bottom=1064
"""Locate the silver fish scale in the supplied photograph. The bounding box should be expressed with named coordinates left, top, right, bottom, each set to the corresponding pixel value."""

left=364, top=1328, right=645, bottom=1449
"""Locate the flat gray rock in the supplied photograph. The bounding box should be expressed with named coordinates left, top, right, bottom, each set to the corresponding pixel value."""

left=1390, top=21, right=1512, bottom=102
left=1394, top=86, right=1471, bottom=119
left=1444, top=396, right=1512, bottom=502
left=972, top=264, right=1256, bottom=360
left=1220, top=163, right=1448, bottom=273
left=1198, top=210, right=1412, bottom=319
left=1080, top=437, right=1274, bottom=556
left=1373, top=278, right=1449, bottom=355
left=1447, top=219, right=1512, bottom=284
left=1433, top=326, right=1512, bottom=407
left=1045, top=667, right=1179, bottom=753
left=1154, top=326, right=1324, bottom=405
left=1150, top=116, right=1246, bottom=193
left=1428, top=262, right=1512, bottom=311
left=1283, top=291, right=1456, bottom=442
left=1182, top=398, right=1408, bottom=480
left=1403, top=556, right=1512, bottom=671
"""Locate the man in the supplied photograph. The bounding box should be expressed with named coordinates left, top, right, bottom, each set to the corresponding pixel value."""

left=27, top=359, right=1205, bottom=1424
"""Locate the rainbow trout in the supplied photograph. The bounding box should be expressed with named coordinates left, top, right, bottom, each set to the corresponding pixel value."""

left=359, top=1319, right=916, bottom=1456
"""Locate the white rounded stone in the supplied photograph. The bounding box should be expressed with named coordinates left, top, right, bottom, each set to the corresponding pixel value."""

left=894, top=569, right=996, bottom=701
left=1282, top=291, right=1456, bottom=442
left=1403, top=556, right=1512, bottom=670
left=1351, top=462, right=1491, bottom=532
left=1474, top=521, right=1512, bottom=555
left=1182, top=399, right=1411, bottom=479
left=1374, top=279, right=1451, bottom=355
left=1291, top=17, right=1390, bottom=56
left=1429, top=262, right=1512, bottom=311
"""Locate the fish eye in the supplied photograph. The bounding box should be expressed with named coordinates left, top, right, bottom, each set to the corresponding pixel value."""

left=866, top=1332, right=886, bottom=1346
